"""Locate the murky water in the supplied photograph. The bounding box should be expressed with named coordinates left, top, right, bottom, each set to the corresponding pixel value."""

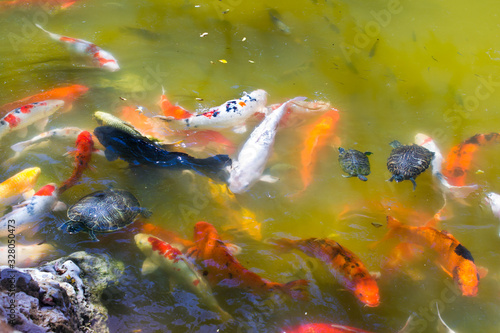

left=1, top=0, right=500, bottom=332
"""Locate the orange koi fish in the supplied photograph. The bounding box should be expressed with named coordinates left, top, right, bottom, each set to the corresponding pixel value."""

left=58, top=131, right=96, bottom=194
left=381, top=216, right=482, bottom=296
left=139, top=222, right=195, bottom=251
left=36, top=25, right=119, bottom=71
left=187, top=221, right=309, bottom=300
left=282, top=322, right=375, bottom=333
left=442, top=132, right=500, bottom=186
left=0, top=84, right=89, bottom=116
left=159, top=90, right=191, bottom=119
left=0, top=167, right=41, bottom=207
left=298, top=109, right=340, bottom=193
left=271, top=238, right=380, bottom=307
left=0, top=0, right=79, bottom=10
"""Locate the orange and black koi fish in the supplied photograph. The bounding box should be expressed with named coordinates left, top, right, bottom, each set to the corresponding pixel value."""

left=0, top=84, right=89, bottom=116
left=187, top=221, right=309, bottom=300
left=58, top=131, right=96, bottom=194
left=380, top=216, right=483, bottom=296
left=442, top=132, right=500, bottom=186
left=271, top=238, right=380, bottom=307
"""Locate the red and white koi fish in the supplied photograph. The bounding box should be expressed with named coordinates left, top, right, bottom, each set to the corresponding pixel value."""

left=157, top=89, right=268, bottom=133
left=0, top=100, right=64, bottom=140
left=442, top=132, right=500, bottom=186
left=281, top=322, right=375, bottom=333
left=229, top=97, right=307, bottom=194
left=0, top=243, right=59, bottom=268
left=11, top=127, right=83, bottom=153
left=0, top=184, right=66, bottom=238
left=36, top=24, right=119, bottom=72
left=271, top=238, right=380, bottom=307
left=415, top=133, right=478, bottom=200
left=0, top=84, right=89, bottom=116
left=0, top=167, right=41, bottom=208
left=58, top=131, right=96, bottom=194
left=186, top=221, right=309, bottom=300
left=134, top=233, right=232, bottom=321
left=379, top=216, right=484, bottom=297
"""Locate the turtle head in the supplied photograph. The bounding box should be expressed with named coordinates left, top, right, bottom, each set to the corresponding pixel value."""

left=338, top=147, right=345, bottom=155
left=61, top=221, right=84, bottom=234
left=389, top=140, right=402, bottom=148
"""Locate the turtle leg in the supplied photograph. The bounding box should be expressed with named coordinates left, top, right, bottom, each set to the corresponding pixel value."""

left=88, top=229, right=99, bottom=242
left=388, top=176, right=395, bottom=182
left=140, top=208, right=153, bottom=218
left=342, top=174, right=355, bottom=178
left=410, top=178, right=417, bottom=191
left=358, top=175, right=368, bottom=181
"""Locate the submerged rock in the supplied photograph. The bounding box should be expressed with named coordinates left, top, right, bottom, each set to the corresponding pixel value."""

left=0, top=251, right=124, bottom=333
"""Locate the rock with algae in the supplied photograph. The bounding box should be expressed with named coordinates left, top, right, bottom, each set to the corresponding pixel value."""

left=0, top=251, right=124, bottom=333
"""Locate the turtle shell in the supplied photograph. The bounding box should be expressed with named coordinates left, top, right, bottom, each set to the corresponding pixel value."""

left=67, top=189, right=142, bottom=232
left=338, top=148, right=371, bottom=179
left=387, top=142, right=434, bottom=182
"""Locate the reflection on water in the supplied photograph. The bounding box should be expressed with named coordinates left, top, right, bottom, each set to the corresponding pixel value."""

left=0, top=0, right=499, bottom=332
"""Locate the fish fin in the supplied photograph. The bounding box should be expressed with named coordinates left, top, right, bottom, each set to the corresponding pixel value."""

left=438, top=263, right=453, bottom=278
left=63, top=149, right=77, bottom=157
left=53, top=201, right=67, bottom=211
left=34, top=117, right=49, bottom=131
left=104, top=148, right=119, bottom=161
left=22, top=189, right=35, bottom=200
left=232, top=124, right=247, bottom=134
left=17, top=127, right=28, bottom=138
left=436, top=302, right=456, bottom=333
left=141, top=258, right=159, bottom=275
left=60, top=1, right=76, bottom=9
left=280, top=279, right=309, bottom=301
left=93, top=149, right=106, bottom=157
left=12, top=200, right=30, bottom=209
left=397, top=314, right=415, bottom=333
left=477, top=266, right=488, bottom=279
left=259, top=174, right=279, bottom=183
left=224, top=242, right=241, bottom=256
left=370, top=271, right=381, bottom=280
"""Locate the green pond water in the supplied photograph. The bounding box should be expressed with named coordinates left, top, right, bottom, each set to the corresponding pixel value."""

left=0, top=0, right=500, bottom=332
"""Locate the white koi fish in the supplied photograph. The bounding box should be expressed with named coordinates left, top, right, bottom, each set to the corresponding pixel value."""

left=157, top=89, right=268, bottom=133
left=36, top=24, right=120, bottom=72
left=0, top=243, right=59, bottom=268
left=484, top=192, right=500, bottom=236
left=228, top=96, right=307, bottom=194
left=0, top=183, right=66, bottom=238
left=0, top=100, right=64, bottom=140
left=134, top=233, right=232, bottom=321
left=11, top=127, right=83, bottom=153
left=415, top=133, right=478, bottom=200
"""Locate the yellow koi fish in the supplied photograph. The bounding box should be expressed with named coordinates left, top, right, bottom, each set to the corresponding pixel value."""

left=0, top=167, right=41, bottom=207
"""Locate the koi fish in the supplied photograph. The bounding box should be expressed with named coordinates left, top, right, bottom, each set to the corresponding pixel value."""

left=158, top=88, right=191, bottom=120
left=415, top=133, right=478, bottom=200
left=281, top=323, right=375, bottom=333
left=297, top=109, right=340, bottom=193
left=0, top=0, right=79, bottom=11
left=0, top=243, right=59, bottom=268
left=36, top=24, right=119, bottom=72
left=0, top=184, right=66, bottom=238
left=186, top=221, right=309, bottom=300
left=93, top=126, right=232, bottom=182
left=58, top=131, right=96, bottom=194
left=229, top=97, right=307, bottom=194
left=257, top=100, right=333, bottom=129
left=0, top=100, right=65, bottom=140
left=156, top=90, right=268, bottom=133
left=484, top=192, right=500, bottom=236
left=11, top=127, right=83, bottom=153
left=94, top=111, right=156, bottom=140
left=270, top=238, right=380, bottom=307
left=0, top=84, right=89, bottom=116
left=134, top=233, right=232, bottom=321
left=380, top=216, right=482, bottom=296
left=0, top=167, right=41, bottom=208
left=442, top=133, right=500, bottom=186
left=121, top=106, right=172, bottom=139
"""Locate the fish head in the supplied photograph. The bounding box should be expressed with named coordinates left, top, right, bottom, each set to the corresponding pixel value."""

left=247, top=89, right=268, bottom=105
left=353, top=277, right=380, bottom=307
left=193, top=221, right=217, bottom=242
left=96, top=50, right=120, bottom=72
left=484, top=192, right=500, bottom=210
left=454, top=260, right=479, bottom=297
left=23, top=167, right=42, bottom=180
left=44, top=99, right=66, bottom=110
left=34, top=183, right=58, bottom=197
left=76, top=130, right=94, bottom=145
left=134, top=233, right=153, bottom=255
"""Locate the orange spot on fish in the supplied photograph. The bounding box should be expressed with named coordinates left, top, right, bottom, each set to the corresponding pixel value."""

left=35, top=184, right=56, bottom=196
left=238, top=101, right=246, bottom=107
left=3, top=114, right=21, bottom=128
left=193, top=279, right=200, bottom=287
left=19, top=104, right=34, bottom=113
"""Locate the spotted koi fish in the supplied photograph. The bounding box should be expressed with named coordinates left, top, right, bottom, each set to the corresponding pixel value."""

left=271, top=237, right=380, bottom=307
left=0, top=183, right=66, bottom=238
left=58, top=131, right=96, bottom=194
left=381, top=216, right=482, bottom=296
left=187, top=221, right=309, bottom=300
left=36, top=24, right=119, bottom=72
left=0, top=84, right=88, bottom=116
left=0, top=167, right=41, bottom=207
left=0, top=100, right=65, bottom=140
left=11, top=127, right=83, bottom=153
left=415, top=133, right=478, bottom=200
left=156, top=89, right=268, bottom=132
left=134, top=233, right=232, bottom=321
left=442, top=132, right=500, bottom=186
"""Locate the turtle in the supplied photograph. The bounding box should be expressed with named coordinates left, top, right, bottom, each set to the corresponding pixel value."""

left=386, top=140, right=435, bottom=190
left=60, top=189, right=151, bottom=241
left=338, top=147, right=372, bottom=181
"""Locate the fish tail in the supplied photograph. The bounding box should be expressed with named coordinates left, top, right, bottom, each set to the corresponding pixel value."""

left=10, top=140, right=31, bottom=153
left=279, top=279, right=310, bottom=301
left=189, top=154, right=232, bottom=182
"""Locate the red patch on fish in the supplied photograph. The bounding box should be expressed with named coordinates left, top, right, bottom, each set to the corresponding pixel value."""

left=148, top=236, right=182, bottom=263
left=202, top=110, right=215, bottom=119
left=34, top=184, right=56, bottom=196
left=60, top=36, right=78, bottom=43
left=3, top=114, right=21, bottom=128
left=19, top=104, right=35, bottom=113
left=192, top=279, right=200, bottom=287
